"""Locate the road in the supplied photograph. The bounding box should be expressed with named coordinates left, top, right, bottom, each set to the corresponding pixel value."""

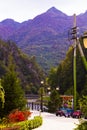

left=31, top=110, right=79, bottom=130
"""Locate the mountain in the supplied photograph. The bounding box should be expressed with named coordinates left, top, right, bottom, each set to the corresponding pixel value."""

left=0, top=7, right=87, bottom=72
left=0, top=19, right=20, bottom=40
left=0, top=40, right=45, bottom=94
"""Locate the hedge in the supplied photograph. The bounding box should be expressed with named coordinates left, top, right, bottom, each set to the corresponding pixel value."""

left=0, top=116, right=43, bottom=130
left=18, top=116, right=43, bottom=130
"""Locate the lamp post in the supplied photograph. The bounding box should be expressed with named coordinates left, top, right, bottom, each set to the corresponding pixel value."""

left=69, top=14, right=87, bottom=111
left=47, top=87, right=51, bottom=95
left=40, top=81, right=44, bottom=112
left=73, top=14, right=77, bottom=111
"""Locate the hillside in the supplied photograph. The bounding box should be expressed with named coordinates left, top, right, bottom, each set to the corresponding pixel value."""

left=0, top=7, right=87, bottom=71
left=0, top=40, right=45, bottom=94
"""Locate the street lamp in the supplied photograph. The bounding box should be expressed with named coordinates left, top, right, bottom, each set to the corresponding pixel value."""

left=69, top=14, right=87, bottom=111
left=56, top=87, right=59, bottom=91
left=47, top=87, right=51, bottom=95
left=82, top=32, right=87, bottom=48
left=47, top=87, right=59, bottom=95
left=41, top=81, right=44, bottom=84
left=40, top=81, right=44, bottom=112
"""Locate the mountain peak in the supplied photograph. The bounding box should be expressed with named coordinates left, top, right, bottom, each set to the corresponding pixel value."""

left=47, top=7, right=59, bottom=12
left=47, top=7, right=67, bottom=17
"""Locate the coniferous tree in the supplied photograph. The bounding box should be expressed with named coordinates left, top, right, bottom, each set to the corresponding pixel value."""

left=0, top=55, right=26, bottom=117
left=48, top=89, right=61, bottom=113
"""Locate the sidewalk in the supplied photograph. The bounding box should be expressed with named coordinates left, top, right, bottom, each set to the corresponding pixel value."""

left=30, top=110, right=79, bottom=130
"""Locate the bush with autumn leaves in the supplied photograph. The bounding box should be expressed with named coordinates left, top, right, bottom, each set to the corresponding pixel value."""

left=8, top=109, right=32, bottom=123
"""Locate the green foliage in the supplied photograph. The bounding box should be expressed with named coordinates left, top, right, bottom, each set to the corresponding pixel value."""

left=0, top=40, right=45, bottom=94
left=57, top=47, right=73, bottom=94
left=48, top=89, right=61, bottom=113
left=0, top=79, right=5, bottom=108
left=0, top=116, right=42, bottom=130
left=74, top=120, right=87, bottom=130
left=79, top=96, right=87, bottom=118
left=47, top=47, right=74, bottom=94
left=47, top=67, right=58, bottom=89
left=81, top=75, right=87, bottom=95
left=0, top=55, right=26, bottom=118
left=26, top=40, right=67, bottom=73
left=18, top=116, right=42, bottom=130
left=47, top=41, right=87, bottom=95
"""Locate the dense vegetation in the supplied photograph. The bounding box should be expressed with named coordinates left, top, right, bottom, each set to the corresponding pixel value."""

left=0, top=40, right=45, bottom=94
left=0, top=40, right=43, bottom=129
left=74, top=120, right=87, bottom=130
left=47, top=38, right=87, bottom=97
left=48, top=89, right=61, bottom=113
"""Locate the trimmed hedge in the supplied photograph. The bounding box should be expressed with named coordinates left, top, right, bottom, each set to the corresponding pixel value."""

left=18, top=116, right=43, bottom=130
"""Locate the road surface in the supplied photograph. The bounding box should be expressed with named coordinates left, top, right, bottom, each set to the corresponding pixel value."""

left=31, top=110, right=79, bottom=130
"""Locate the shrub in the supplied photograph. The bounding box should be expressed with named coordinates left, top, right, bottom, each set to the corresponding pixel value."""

left=74, top=120, right=87, bottom=130
left=19, top=116, right=43, bottom=130
left=8, top=109, right=32, bottom=123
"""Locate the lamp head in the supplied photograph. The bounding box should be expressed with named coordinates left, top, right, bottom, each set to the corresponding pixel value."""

left=56, top=87, right=59, bottom=91
left=83, top=32, right=87, bottom=48
left=41, top=81, right=44, bottom=84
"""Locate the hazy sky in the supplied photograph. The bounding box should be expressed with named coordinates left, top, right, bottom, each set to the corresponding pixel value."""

left=0, top=0, right=87, bottom=22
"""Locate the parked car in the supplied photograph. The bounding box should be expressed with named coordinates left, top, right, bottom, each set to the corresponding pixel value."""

left=56, top=108, right=73, bottom=117
left=71, top=110, right=82, bottom=118
left=56, top=109, right=66, bottom=117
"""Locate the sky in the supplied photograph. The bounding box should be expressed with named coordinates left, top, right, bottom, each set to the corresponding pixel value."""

left=0, top=0, right=87, bottom=22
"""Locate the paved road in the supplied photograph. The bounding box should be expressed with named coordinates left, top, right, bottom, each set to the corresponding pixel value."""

left=31, top=111, right=79, bottom=130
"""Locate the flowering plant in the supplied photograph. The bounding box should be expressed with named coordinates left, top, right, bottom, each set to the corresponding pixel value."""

left=8, top=109, right=32, bottom=123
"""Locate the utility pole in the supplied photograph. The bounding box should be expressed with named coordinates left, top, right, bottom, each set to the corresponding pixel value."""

left=73, top=14, right=77, bottom=111
left=69, top=14, right=87, bottom=111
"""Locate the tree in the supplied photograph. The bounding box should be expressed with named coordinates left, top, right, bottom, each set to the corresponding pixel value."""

left=79, top=96, right=87, bottom=118
left=47, top=67, right=58, bottom=89
left=0, top=55, right=26, bottom=117
left=81, top=75, right=87, bottom=95
left=52, top=43, right=86, bottom=95
left=48, top=89, right=61, bottom=113
left=0, top=79, right=5, bottom=108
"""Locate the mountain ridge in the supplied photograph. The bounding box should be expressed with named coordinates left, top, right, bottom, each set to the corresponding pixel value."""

left=0, top=7, right=87, bottom=71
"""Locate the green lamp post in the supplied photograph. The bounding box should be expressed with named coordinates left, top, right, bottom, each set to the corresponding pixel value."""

left=40, top=80, right=44, bottom=112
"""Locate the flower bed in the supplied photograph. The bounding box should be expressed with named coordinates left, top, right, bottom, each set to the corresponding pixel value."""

left=0, top=110, right=43, bottom=130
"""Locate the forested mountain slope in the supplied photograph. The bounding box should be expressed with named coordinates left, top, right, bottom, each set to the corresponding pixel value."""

left=0, top=40, right=45, bottom=94
left=0, top=7, right=87, bottom=71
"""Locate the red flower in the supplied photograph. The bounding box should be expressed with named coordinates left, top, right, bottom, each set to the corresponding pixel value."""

left=8, top=109, right=32, bottom=123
